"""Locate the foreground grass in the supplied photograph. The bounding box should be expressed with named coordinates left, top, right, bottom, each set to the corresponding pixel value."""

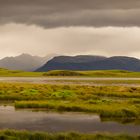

left=0, top=130, right=139, bottom=140
left=0, top=83, right=139, bottom=119
left=0, top=83, right=140, bottom=100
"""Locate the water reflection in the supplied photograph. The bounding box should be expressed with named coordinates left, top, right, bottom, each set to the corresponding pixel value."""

left=0, top=105, right=140, bottom=134
left=101, top=118, right=140, bottom=125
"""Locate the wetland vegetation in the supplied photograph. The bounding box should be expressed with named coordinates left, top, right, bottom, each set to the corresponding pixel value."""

left=0, top=130, right=140, bottom=140
left=0, top=79, right=140, bottom=139
left=0, top=83, right=139, bottom=120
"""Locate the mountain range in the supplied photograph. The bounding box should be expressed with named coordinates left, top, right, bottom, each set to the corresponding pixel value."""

left=36, top=55, right=140, bottom=72
left=0, top=53, right=56, bottom=71
left=1, top=54, right=140, bottom=72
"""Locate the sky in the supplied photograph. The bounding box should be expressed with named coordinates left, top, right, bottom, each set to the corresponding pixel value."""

left=0, top=0, right=140, bottom=58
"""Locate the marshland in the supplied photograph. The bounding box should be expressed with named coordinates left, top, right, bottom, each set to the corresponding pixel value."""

left=0, top=70, right=140, bottom=139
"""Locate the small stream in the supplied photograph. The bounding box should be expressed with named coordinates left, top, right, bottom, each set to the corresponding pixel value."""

left=0, top=105, right=140, bottom=134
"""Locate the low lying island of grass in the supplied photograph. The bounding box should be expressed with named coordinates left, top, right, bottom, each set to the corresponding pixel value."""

left=15, top=100, right=140, bottom=121
left=43, top=69, right=140, bottom=77
left=0, top=130, right=140, bottom=140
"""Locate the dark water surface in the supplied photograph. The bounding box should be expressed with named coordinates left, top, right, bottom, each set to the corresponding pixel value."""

left=0, top=106, right=140, bottom=134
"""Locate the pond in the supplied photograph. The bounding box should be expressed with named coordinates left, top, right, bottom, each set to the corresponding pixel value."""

left=0, top=105, right=140, bottom=134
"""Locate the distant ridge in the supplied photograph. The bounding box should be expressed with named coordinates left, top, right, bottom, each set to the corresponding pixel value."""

left=36, top=55, right=140, bottom=72
left=0, top=53, right=56, bottom=71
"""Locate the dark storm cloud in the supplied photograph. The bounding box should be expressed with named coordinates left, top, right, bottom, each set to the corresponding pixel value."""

left=1, top=0, right=140, bottom=27
left=1, top=0, right=140, bottom=9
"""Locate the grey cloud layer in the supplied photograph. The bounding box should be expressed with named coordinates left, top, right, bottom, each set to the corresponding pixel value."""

left=1, top=0, right=140, bottom=27
left=1, top=0, right=140, bottom=9
left=0, top=24, right=140, bottom=58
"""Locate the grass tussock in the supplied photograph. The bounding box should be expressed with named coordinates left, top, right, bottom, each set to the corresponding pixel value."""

left=0, top=130, right=139, bottom=140
left=0, top=83, right=140, bottom=101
